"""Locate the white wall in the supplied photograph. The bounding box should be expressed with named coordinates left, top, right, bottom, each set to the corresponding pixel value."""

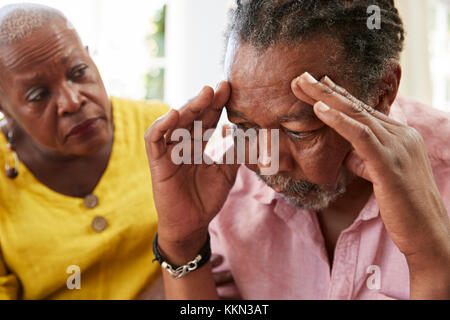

left=164, top=0, right=231, bottom=109
left=396, top=0, right=434, bottom=106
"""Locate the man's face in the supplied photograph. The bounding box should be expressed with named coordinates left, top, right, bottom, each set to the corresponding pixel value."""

left=0, top=18, right=112, bottom=157
left=225, top=38, right=358, bottom=211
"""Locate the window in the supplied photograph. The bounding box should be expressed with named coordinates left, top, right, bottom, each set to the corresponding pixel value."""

left=146, top=4, right=166, bottom=101
left=428, top=0, right=450, bottom=111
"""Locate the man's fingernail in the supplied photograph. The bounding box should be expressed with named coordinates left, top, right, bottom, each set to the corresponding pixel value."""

left=301, top=72, right=318, bottom=84
left=321, top=76, right=334, bottom=86
left=199, top=86, right=207, bottom=95
left=315, top=101, right=330, bottom=113
left=156, top=110, right=172, bottom=122
left=215, top=81, right=224, bottom=91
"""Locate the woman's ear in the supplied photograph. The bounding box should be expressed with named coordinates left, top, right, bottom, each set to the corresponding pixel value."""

left=0, top=102, right=14, bottom=123
left=374, top=60, right=402, bottom=115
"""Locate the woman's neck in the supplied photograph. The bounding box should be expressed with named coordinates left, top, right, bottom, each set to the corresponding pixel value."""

left=6, top=125, right=114, bottom=198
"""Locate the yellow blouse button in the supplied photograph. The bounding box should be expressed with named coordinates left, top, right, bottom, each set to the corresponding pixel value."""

left=84, top=194, right=99, bottom=209
left=92, top=216, right=108, bottom=233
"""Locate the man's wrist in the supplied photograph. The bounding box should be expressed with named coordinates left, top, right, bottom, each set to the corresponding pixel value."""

left=156, top=230, right=210, bottom=267
left=406, top=245, right=450, bottom=299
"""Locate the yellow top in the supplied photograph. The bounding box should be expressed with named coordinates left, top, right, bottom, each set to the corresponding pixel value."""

left=0, top=97, right=169, bottom=300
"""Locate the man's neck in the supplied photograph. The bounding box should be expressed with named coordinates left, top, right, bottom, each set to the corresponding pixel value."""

left=316, top=177, right=374, bottom=267
left=322, top=177, right=374, bottom=221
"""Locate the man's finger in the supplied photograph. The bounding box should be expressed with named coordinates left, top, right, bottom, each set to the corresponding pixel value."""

left=295, top=72, right=387, bottom=139
left=211, top=254, right=224, bottom=268
left=145, top=109, right=180, bottom=161
left=320, top=75, right=398, bottom=124
left=313, top=101, right=382, bottom=160
left=201, top=81, right=231, bottom=130
left=176, top=86, right=215, bottom=130
left=213, top=270, right=234, bottom=286
left=290, top=77, right=317, bottom=106
left=344, top=150, right=372, bottom=182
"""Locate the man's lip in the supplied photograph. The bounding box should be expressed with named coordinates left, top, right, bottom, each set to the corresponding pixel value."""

left=272, top=185, right=284, bottom=193
left=67, top=118, right=101, bottom=138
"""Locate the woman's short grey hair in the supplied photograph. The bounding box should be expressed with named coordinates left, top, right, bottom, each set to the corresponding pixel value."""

left=0, top=3, right=67, bottom=45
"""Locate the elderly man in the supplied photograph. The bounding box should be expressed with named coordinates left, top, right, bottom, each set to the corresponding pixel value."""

left=146, top=0, right=450, bottom=300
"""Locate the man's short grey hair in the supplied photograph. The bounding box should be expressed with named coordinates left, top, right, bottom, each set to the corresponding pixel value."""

left=0, top=3, right=67, bottom=45
left=226, top=0, right=405, bottom=103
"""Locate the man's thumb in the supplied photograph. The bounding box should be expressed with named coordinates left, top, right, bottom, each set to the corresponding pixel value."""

left=344, top=150, right=371, bottom=182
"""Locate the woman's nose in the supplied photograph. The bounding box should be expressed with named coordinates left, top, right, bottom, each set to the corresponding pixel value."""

left=56, top=82, right=85, bottom=116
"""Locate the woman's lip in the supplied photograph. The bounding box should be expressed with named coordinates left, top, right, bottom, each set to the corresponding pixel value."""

left=67, top=118, right=101, bottom=138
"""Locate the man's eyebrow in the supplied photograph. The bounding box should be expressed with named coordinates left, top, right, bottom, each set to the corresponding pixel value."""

left=227, top=109, right=248, bottom=120
left=277, top=107, right=317, bottom=122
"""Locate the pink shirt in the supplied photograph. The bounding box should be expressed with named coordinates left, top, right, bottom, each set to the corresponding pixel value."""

left=209, top=96, right=450, bottom=300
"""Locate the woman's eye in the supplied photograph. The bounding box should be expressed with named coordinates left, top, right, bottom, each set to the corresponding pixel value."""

left=27, top=88, right=49, bottom=102
left=71, top=65, right=88, bottom=79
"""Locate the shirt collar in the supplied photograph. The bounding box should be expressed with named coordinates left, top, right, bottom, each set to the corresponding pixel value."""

left=252, top=180, right=279, bottom=205
left=389, top=97, right=408, bottom=125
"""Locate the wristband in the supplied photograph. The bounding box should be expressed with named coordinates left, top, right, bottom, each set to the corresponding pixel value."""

left=152, top=232, right=211, bottom=279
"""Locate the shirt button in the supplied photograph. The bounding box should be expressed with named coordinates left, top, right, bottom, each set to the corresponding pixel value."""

left=84, top=194, right=99, bottom=209
left=92, top=216, right=108, bottom=233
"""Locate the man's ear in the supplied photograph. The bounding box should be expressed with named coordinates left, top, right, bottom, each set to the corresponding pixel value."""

left=374, top=60, right=402, bottom=115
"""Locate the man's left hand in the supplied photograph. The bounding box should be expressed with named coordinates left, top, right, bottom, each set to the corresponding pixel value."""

left=292, top=72, right=450, bottom=299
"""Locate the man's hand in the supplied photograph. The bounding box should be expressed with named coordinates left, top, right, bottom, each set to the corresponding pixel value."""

left=211, top=254, right=242, bottom=300
left=292, top=72, right=450, bottom=299
left=145, top=82, right=240, bottom=266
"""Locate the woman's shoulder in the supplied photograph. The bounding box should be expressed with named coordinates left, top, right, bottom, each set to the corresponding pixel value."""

left=110, top=96, right=170, bottom=130
left=108, top=96, right=170, bottom=159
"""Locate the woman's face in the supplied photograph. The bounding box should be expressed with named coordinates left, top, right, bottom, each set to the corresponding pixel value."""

left=0, top=18, right=112, bottom=158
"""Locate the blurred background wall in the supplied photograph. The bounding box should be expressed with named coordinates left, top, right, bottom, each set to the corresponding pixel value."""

left=0, top=0, right=449, bottom=112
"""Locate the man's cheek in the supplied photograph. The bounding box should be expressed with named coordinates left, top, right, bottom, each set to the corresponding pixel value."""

left=292, top=133, right=351, bottom=187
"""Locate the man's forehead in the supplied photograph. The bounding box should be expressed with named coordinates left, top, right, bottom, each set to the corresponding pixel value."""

left=225, top=39, right=344, bottom=124
left=226, top=36, right=341, bottom=87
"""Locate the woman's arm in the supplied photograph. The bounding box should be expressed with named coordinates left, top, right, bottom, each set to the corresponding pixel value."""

left=0, top=250, right=20, bottom=300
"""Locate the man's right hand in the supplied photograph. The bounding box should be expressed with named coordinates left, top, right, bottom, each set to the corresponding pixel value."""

left=144, top=82, right=240, bottom=265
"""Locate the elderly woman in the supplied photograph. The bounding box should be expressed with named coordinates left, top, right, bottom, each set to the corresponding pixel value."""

left=0, top=4, right=169, bottom=299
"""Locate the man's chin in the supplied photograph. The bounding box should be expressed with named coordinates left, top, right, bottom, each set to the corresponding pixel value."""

left=258, top=170, right=355, bottom=211
left=279, top=188, right=346, bottom=211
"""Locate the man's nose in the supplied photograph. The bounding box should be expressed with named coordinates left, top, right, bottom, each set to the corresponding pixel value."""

left=257, top=129, right=295, bottom=175
left=56, top=82, right=86, bottom=116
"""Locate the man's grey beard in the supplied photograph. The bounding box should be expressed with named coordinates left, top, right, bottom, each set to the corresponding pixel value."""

left=258, top=170, right=355, bottom=211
